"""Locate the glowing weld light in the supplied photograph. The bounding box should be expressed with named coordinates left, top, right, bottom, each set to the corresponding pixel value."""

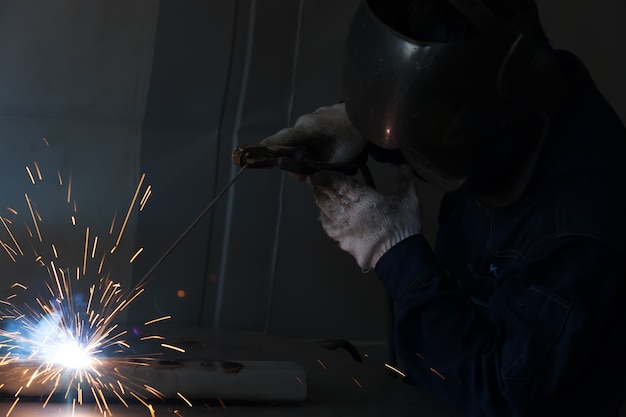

left=42, top=334, right=95, bottom=371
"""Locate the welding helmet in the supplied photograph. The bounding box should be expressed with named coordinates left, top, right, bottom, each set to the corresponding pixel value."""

left=344, top=0, right=554, bottom=203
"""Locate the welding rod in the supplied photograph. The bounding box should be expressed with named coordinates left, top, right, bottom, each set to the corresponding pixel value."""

left=136, top=166, right=247, bottom=288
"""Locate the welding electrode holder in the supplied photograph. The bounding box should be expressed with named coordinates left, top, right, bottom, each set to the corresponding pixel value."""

left=232, top=144, right=374, bottom=186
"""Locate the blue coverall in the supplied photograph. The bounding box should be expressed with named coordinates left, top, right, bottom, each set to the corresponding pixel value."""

left=375, top=51, right=626, bottom=417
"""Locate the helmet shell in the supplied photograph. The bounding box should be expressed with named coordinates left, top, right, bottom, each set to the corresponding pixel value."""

left=344, top=0, right=517, bottom=183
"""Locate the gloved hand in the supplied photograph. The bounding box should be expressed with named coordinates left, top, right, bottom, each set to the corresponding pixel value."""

left=310, top=165, right=422, bottom=270
left=262, top=103, right=367, bottom=168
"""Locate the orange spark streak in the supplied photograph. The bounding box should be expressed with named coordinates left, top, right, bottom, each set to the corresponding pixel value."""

left=43, top=377, right=58, bottom=407
left=100, top=281, right=114, bottom=304
left=109, top=211, right=117, bottom=235
left=429, top=367, right=446, bottom=381
left=160, top=344, right=185, bottom=353
left=144, top=316, right=171, bottom=326
left=3, top=243, right=17, bottom=260
left=83, top=227, right=89, bottom=276
left=112, top=390, right=128, bottom=407
left=351, top=377, right=362, bottom=388
left=56, top=170, right=62, bottom=186
left=139, top=335, right=165, bottom=341
left=130, top=391, right=152, bottom=408
left=33, top=161, right=42, bottom=180
left=66, top=172, right=72, bottom=203
left=0, top=241, right=17, bottom=262
left=177, top=392, right=192, bottom=407
left=25, top=167, right=35, bottom=184
left=24, top=194, right=42, bottom=242
left=114, top=173, right=145, bottom=248
left=0, top=216, right=23, bottom=256
left=384, top=363, right=406, bottom=378
left=86, top=285, right=94, bottom=314
left=10, top=283, right=26, bottom=290
left=119, top=288, right=144, bottom=312
left=92, top=236, right=99, bottom=258
left=6, top=208, right=17, bottom=215
left=98, top=253, right=106, bottom=274
left=316, top=359, right=327, bottom=370
left=129, top=248, right=143, bottom=263
left=6, top=397, right=19, bottom=417
left=91, top=386, right=103, bottom=414
left=50, top=261, right=63, bottom=300
left=139, top=185, right=152, bottom=211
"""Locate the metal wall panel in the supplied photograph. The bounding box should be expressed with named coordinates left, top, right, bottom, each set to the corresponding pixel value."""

left=210, top=0, right=310, bottom=332
left=0, top=0, right=158, bottom=322
left=132, top=0, right=239, bottom=324
left=0, top=0, right=157, bottom=123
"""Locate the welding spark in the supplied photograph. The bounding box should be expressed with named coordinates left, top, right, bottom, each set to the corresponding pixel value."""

left=0, top=148, right=187, bottom=415
left=384, top=363, right=406, bottom=378
left=0, top=271, right=168, bottom=415
left=177, top=392, right=192, bottom=407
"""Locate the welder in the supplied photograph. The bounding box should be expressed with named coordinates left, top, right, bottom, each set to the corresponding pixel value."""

left=250, top=0, right=626, bottom=415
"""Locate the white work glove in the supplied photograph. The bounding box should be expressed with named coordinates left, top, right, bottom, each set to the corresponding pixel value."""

left=262, top=103, right=367, bottom=168
left=310, top=165, right=422, bottom=271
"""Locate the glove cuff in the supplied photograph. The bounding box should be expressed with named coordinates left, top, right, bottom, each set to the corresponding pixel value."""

left=369, top=226, right=420, bottom=270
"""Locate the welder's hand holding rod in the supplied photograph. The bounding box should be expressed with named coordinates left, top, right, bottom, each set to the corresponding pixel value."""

left=262, top=102, right=367, bottom=164
left=232, top=103, right=369, bottom=179
left=231, top=101, right=420, bottom=271
left=311, top=165, right=422, bottom=271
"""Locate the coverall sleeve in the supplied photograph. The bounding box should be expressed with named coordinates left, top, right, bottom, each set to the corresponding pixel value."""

left=375, top=234, right=626, bottom=417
